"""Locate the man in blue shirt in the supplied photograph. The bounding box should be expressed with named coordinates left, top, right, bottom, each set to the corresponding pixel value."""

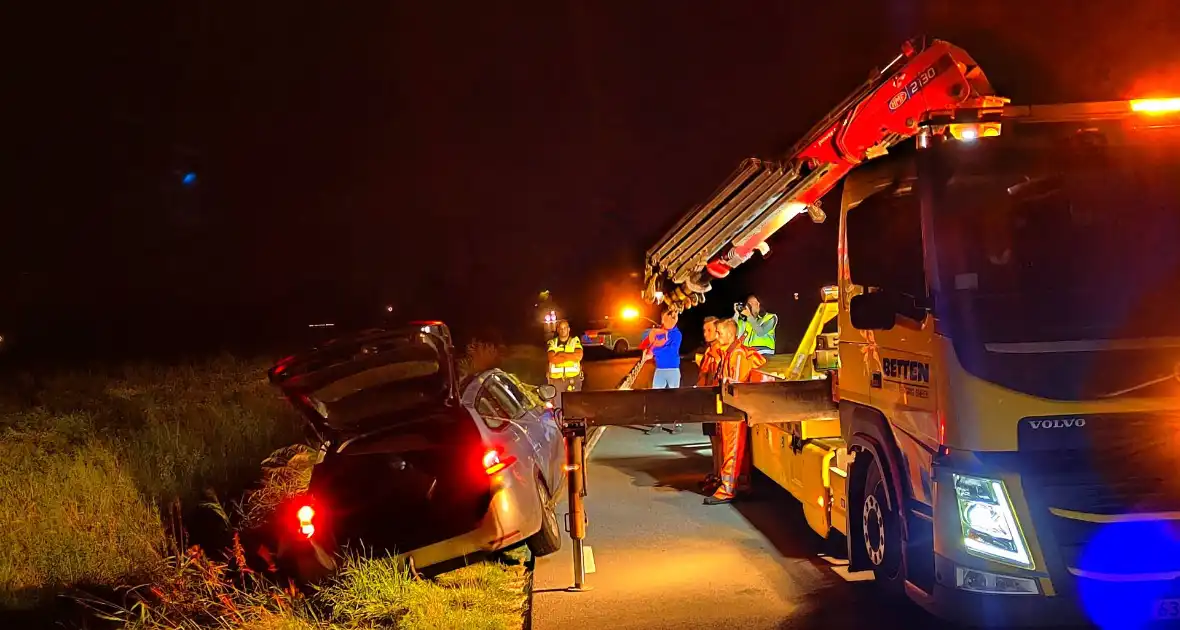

left=643, top=307, right=683, bottom=434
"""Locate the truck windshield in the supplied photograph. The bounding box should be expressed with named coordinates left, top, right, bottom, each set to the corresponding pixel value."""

left=931, top=127, right=1180, bottom=344
left=928, top=124, right=1180, bottom=400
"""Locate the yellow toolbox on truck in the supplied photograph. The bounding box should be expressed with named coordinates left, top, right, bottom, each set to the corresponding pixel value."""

left=751, top=421, right=845, bottom=539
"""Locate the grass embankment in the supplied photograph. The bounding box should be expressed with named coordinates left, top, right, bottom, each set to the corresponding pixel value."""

left=0, top=356, right=302, bottom=610
left=459, top=342, right=547, bottom=385
left=1, top=343, right=545, bottom=629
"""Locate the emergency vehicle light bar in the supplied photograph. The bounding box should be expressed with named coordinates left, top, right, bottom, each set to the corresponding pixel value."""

left=962, top=98, right=1180, bottom=123
left=1131, top=97, right=1180, bottom=113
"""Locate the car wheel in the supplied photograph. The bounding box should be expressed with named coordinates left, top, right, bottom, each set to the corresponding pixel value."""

left=862, top=462, right=904, bottom=588
left=613, top=340, right=629, bottom=354
left=526, top=479, right=562, bottom=557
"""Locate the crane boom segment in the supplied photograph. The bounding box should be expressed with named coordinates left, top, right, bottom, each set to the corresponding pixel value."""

left=647, top=159, right=762, bottom=266
left=644, top=37, right=1004, bottom=312
left=665, top=164, right=796, bottom=285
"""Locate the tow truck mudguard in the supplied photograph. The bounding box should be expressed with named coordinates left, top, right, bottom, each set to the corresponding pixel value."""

left=842, top=400, right=934, bottom=592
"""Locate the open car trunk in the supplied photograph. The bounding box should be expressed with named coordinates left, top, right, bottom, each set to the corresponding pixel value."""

left=269, top=326, right=459, bottom=441
left=308, top=407, right=492, bottom=555
left=269, top=325, right=490, bottom=554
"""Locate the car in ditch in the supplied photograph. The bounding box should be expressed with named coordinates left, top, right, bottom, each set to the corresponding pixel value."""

left=267, top=321, right=565, bottom=579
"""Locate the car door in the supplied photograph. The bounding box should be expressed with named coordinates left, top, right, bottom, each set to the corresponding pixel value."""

left=467, top=372, right=538, bottom=469
left=493, top=372, right=563, bottom=490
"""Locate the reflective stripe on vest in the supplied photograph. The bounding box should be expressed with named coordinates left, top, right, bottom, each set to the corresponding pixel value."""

left=547, top=338, right=582, bottom=378
left=740, top=313, right=776, bottom=351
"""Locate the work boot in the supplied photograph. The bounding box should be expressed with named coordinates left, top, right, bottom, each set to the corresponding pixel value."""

left=699, top=474, right=721, bottom=493
left=703, top=496, right=733, bottom=506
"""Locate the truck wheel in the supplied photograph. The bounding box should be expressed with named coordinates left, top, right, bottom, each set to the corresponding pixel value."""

left=862, top=463, right=904, bottom=587
left=613, top=340, right=629, bottom=354
left=526, top=480, right=562, bottom=557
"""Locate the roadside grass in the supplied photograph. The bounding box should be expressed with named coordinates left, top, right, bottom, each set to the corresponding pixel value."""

left=0, top=356, right=304, bottom=610
left=318, top=550, right=528, bottom=630
left=458, top=341, right=547, bottom=385
left=2, top=344, right=538, bottom=627
left=97, top=544, right=528, bottom=630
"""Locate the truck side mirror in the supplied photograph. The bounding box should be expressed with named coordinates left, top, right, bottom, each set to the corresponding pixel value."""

left=849, top=292, right=897, bottom=331
left=537, top=384, right=558, bottom=402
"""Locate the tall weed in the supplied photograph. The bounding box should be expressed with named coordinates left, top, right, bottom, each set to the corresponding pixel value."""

left=0, top=357, right=304, bottom=609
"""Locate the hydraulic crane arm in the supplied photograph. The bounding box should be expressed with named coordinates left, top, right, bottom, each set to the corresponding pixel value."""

left=645, top=37, right=1006, bottom=312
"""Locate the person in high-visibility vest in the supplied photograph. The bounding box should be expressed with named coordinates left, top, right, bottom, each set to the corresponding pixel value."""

left=546, top=319, right=584, bottom=396
left=733, top=293, right=778, bottom=356
left=705, top=318, right=766, bottom=505
left=695, top=316, right=724, bottom=494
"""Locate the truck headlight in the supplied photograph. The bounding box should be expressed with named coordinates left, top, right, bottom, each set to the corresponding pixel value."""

left=953, top=474, right=1033, bottom=569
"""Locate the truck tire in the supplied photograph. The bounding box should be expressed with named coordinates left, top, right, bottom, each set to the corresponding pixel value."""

left=862, top=462, right=904, bottom=589
left=613, top=340, right=629, bottom=354
left=526, top=480, right=562, bottom=557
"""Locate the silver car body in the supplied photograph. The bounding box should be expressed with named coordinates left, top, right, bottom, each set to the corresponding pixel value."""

left=404, top=369, right=564, bottom=567
left=270, top=325, right=564, bottom=574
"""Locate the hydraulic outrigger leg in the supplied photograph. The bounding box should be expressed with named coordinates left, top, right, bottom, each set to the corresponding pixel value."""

left=562, top=415, right=590, bottom=591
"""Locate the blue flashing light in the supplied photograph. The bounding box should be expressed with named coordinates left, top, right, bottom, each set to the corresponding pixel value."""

left=182, top=172, right=197, bottom=186
left=1075, top=520, right=1180, bottom=629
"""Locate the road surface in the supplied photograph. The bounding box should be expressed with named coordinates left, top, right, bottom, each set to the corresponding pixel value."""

left=531, top=355, right=946, bottom=630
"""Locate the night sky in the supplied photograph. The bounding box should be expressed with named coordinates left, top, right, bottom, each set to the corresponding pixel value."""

left=6, top=1, right=1180, bottom=360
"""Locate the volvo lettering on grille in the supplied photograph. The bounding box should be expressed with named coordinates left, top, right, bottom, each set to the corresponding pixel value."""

left=1027, top=418, right=1087, bottom=430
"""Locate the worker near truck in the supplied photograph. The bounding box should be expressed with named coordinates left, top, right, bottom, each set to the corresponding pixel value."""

left=695, top=316, right=724, bottom=494
left=642, top=307, right=684, bottom=434
left=546, top=319, right=583, bottom=397
left=706, top=318, right=766, bottom=505
left=733, top=294, right=777, bottom=355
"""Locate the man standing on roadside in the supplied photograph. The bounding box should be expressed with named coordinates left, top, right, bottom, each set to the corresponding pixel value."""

left=546, top=320, right=584, bottom=402
left=705, top=318, right=766, bottom=505
left=695, top=316, right=724, bottom=493
left=643, top=307, right=683, bottom=435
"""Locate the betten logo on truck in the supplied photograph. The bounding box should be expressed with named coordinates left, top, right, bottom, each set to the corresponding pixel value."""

left=881, top=358, right=930, bottom=383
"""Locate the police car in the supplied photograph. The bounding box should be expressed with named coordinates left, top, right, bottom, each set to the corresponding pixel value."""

left=581, top=316, right=652, bottom=355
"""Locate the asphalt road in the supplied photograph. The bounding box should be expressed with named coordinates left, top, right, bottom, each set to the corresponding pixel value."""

left=531, top=355, right=947, bottom=630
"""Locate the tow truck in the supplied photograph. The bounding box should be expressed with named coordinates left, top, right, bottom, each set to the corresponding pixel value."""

left=558, top=37, right=1180, bottom=627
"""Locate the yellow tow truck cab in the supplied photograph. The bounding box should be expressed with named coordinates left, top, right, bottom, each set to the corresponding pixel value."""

left=748, top=99, right=1180, bottom=627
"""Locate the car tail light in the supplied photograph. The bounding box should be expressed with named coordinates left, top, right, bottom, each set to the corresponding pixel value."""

left=483, top=448, right=517, bottom=475
left=297, top=504, right=315, bottom=538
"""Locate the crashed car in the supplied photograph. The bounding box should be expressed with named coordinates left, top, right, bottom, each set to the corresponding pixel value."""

left=268, top=321, right=565, bottom=578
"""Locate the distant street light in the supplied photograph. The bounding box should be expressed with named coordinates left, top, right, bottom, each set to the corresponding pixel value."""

left=182, top=172, right=197, bottom=186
